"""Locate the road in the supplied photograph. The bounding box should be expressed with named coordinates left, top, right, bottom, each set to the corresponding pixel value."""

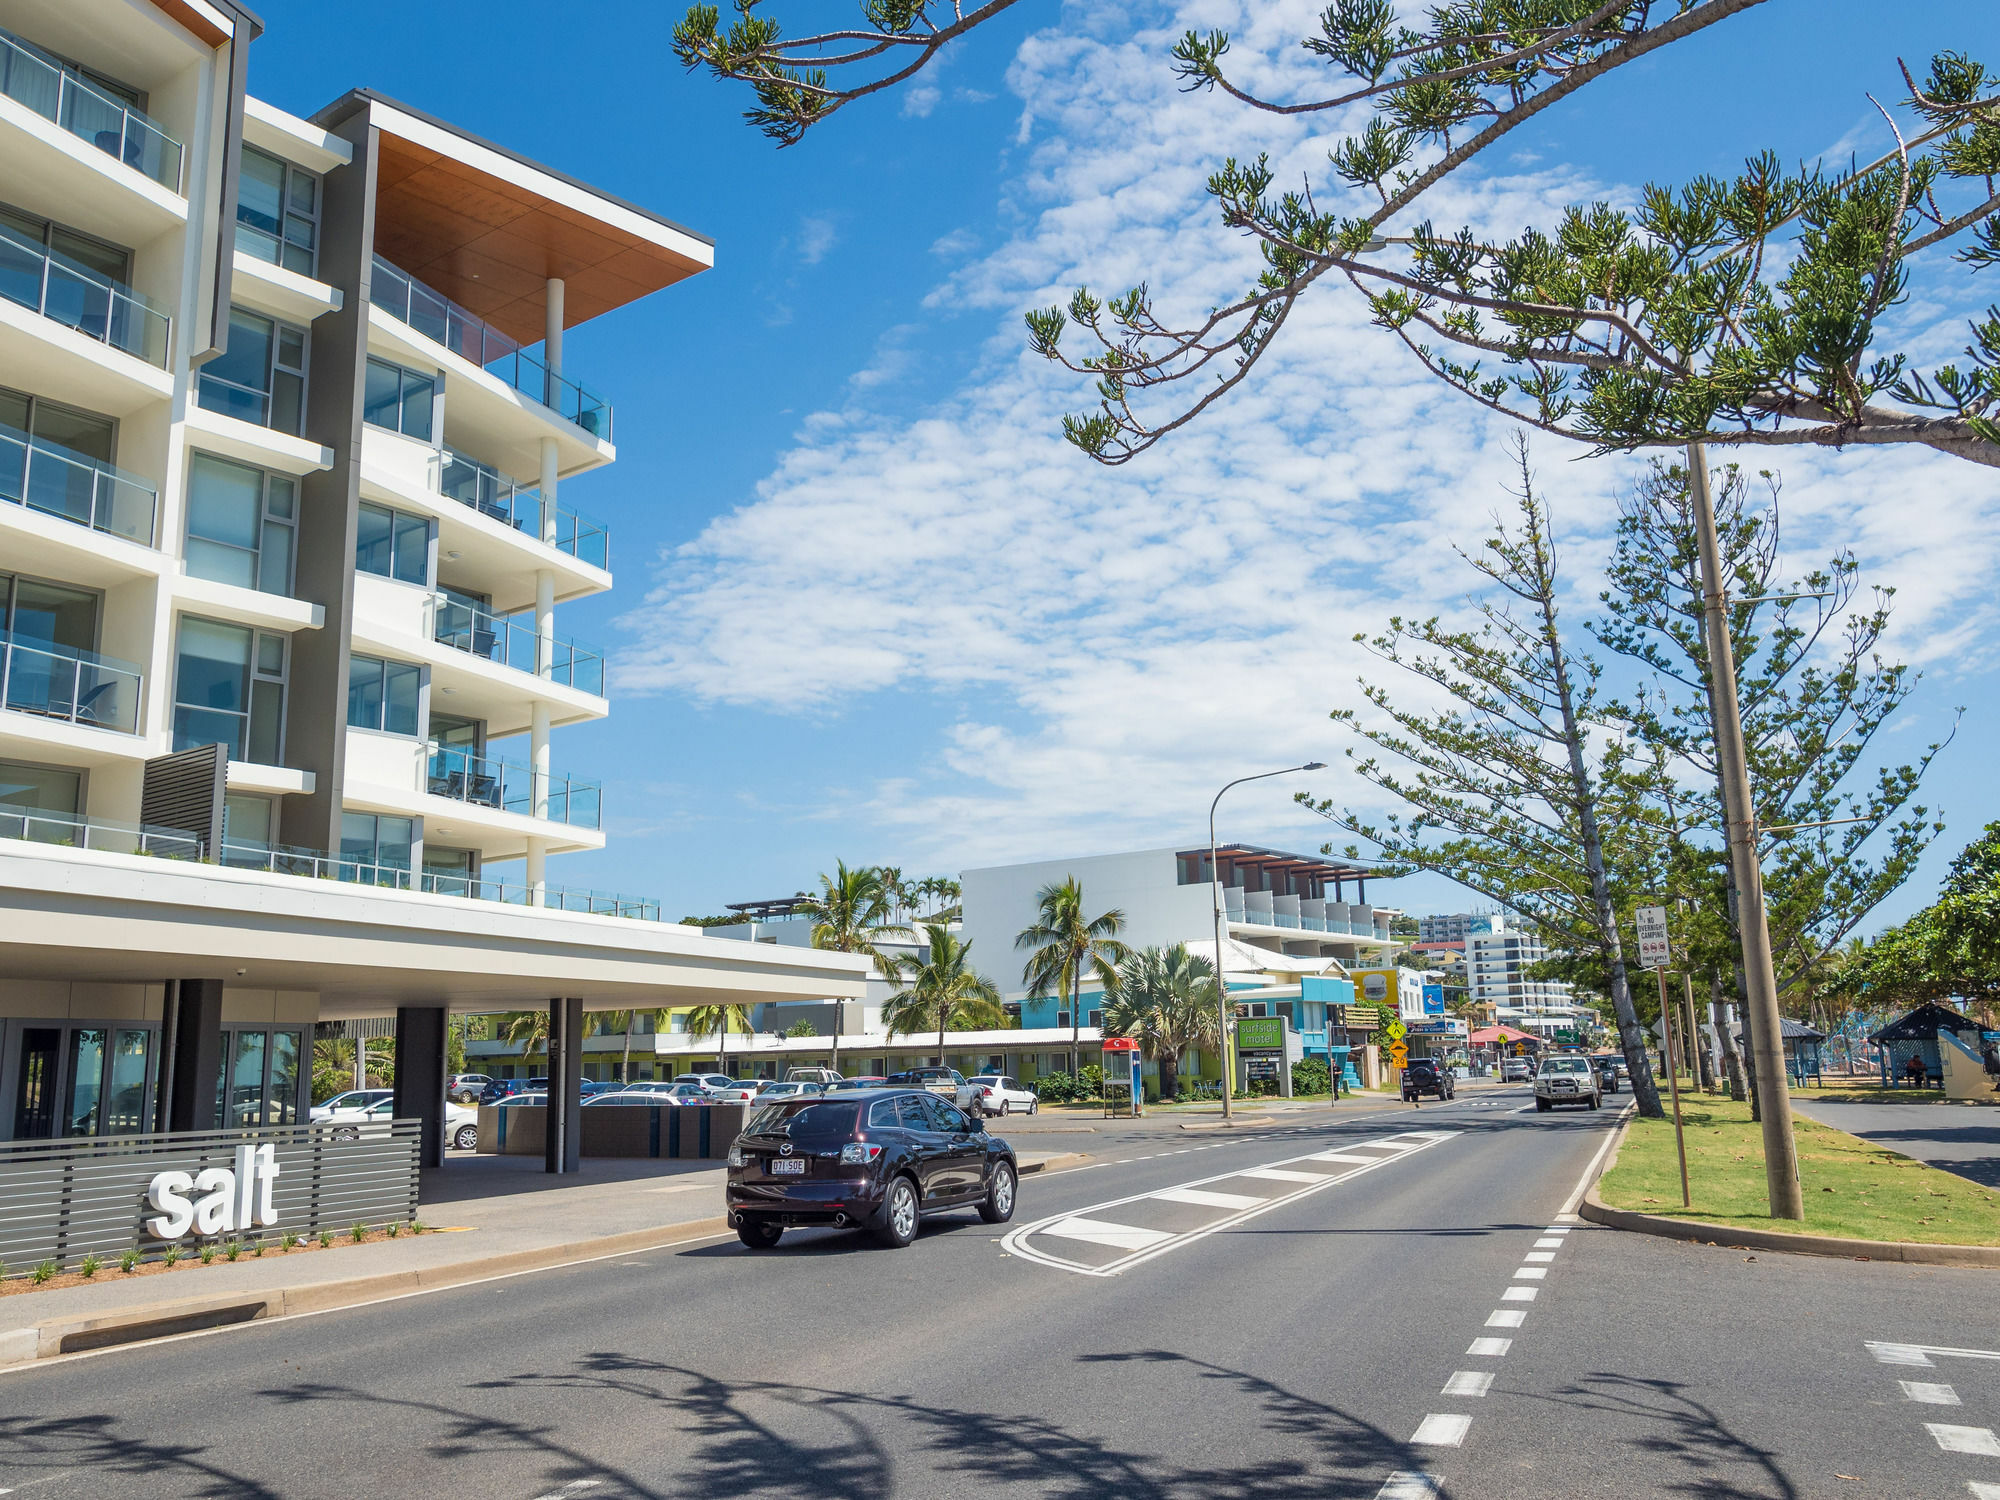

left=3, top=1087, right=1997, bottom=1500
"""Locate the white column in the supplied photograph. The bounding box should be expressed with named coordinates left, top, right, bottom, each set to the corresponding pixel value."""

left=526, top=277, right=566, bottom=912
left=528, top=698, right=551, bottom=905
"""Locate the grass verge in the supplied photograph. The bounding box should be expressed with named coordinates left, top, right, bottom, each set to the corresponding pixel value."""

left=1788, top=1087, right=1949, bottom=1106
left=1597, top=1093, right=2000, bottom=1246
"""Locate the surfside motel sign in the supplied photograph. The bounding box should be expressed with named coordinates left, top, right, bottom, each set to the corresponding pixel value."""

left=145, top=1143, right=281, bottom=1239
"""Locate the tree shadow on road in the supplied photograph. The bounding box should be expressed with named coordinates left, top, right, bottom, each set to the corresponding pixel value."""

left=0, top=1411, right=285, bottom=1499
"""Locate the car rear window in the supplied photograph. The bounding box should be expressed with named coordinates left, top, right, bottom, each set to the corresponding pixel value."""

left=745, top=1100, right=860, bottom=1140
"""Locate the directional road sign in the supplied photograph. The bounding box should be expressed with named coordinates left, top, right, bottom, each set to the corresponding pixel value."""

left=1635, top=905, right=1671, bottom=970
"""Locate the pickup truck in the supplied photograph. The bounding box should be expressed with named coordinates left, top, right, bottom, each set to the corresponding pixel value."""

left=785, top=1067, right=843, bottom=1086
left=884, top=1066, right=966, bottom=1099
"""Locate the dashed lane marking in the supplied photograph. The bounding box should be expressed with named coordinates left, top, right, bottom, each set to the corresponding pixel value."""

left=1410, top=1413, right=1472, bottom=1447
left=1468, top=1337, right=1512, bottom=1356
left=1513, top=1267, right=1548, bottom=1280
left=1968, top=1483, right=2000, bottom=1500
left=1442, top=1371, right=1495, bottom=1398
left=1486, top=1309, right=1527, bottom=1328
left=1869, top=1341, right=2000, bottom=1366
left=1900, top=1381, right=1961, bottom=1405
left=1237, top=1167, right=1329, bottom=1183
left=1926, top=1425, right=2000, bottom=1456
left=1151, top=1186, right=1267, bottom=1210
left=1524, top=1251, right=1556, bottom=1263
left=1373, top=1473, right=1442, bottom=1499
left=1500, top=1287, right=1538, bottom=1302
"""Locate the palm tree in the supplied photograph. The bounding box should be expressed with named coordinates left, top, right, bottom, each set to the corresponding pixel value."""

left=500, top=1009, right=551, bottom=1074
left=684, top=1001, right=756, bottom=1077
left=884, top=924, right=1004, bottom=1064
left=598, top=1007, right=675, bottom=1083
left=796, top=860, right=911, bottom=1075
left=1016, top=877, right=1130, bottom=1076
left=1103, top=944, right=1219, bottom=1101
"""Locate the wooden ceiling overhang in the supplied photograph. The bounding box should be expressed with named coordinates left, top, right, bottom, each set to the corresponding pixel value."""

left=336, top=91, right=713, bottom=347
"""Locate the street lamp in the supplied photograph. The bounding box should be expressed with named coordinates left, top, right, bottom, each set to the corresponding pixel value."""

left=1210, top=763, right=1326, bottom=1121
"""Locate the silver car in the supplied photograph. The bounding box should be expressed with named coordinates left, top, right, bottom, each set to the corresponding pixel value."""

left=1534, top=1056, right=1601, bottom=1111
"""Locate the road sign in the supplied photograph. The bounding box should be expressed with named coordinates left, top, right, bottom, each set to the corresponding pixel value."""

left=1385, top=1019, right=1408, bottom=1041
left=1388, top=1042, right=1409, bottom=1067
left=1635, top=905, right=1671, bottom=970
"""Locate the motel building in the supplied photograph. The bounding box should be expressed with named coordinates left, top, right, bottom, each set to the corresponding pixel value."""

left=0, top=0, right=869, bottom=1274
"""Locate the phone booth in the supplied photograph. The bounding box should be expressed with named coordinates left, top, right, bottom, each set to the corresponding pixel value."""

left=1102, top=1036, right=1142, bottom=1118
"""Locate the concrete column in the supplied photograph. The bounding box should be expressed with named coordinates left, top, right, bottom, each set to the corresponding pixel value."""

left=545, top=996, right=583, bottom=1174
left=165, top=978, right=225, bottom=1133
left=544, top=275, right=564, bottom=400
left=394, top=1005, right=448, bottom=1169
left=528, top=691, right=552, bottom=906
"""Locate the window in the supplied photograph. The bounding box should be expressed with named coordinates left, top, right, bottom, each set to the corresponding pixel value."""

left=354, top=501, right=430, bottom=585
left=0, top=572, right=99, bottom=654
left=214, top=1027, right=303, bottom=1127
left=223, top=791, right=273, bottom=850
left=363, top=358, right=436, bottom=442
left=172, top=617, right=286, bottom=762
left=1087, top=1009, right=1104, bottom=1028
left=235, top=145, right=318, bottom=275
left=422, top=845, right=475, bottom=896
left=184, top=454, right=295, bottom=594
left=197, top=307, right=306, bottom=434
left=341, top=811, right=415, bottom=876
left=346, top=652, right=421, bottom=736
left=1, top=384, right=115, bottom=463
left=0, top=759, right=82, bottom=816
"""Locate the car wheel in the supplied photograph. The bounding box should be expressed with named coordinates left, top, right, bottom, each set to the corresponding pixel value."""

left=1589, top=1094, right=1601, bottom=1110
left=332, top=1125, right=359, bottom=1141
left=453, top=1124, right=478, bottom=1151
left=737, top=1219, right=783, bottom=1250
left=998, top=1099, right=1010, bottom=1116
left=876, top=1176, right=920, bottom=1248
left=1535, top=1098, right=1551, bottom=1113
left=1029, top=1099, right=1039, bottom=1115
left=979, top=1162, right=1017, bottom=1225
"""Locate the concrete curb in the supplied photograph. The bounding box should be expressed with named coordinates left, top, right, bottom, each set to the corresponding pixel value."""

left=1577, top=1115, right=2000, bottom=1270
left=0, top=1151, right=1090, bottom=1370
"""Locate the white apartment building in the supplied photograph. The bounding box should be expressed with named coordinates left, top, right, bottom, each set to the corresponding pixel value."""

left=1463, top=918, right=1590, bottom=1037
left=0, top=0, right=868, bottom=1173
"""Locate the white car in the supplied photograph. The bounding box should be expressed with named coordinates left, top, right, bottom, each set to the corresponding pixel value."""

left=1534, top=1056, right=1602, bottom=1111
left=755, top=1080, right=826, bottom=1101
left=704, top=1079, right=767, bottom=1103
left=959, top=1074, right=1038, bottom=1117
left=311, top=1088, right=391, bottom=1122
left=446, top=1100, right=478, bottom=1150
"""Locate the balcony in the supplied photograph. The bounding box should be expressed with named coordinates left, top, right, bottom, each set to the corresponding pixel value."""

left=1, top=629, right=142, bottom=733
left=371, top=256, right=611, bottom=440
left=218, top=837, right=656, bottom=918
left=430, top=596, right=605, bottom=698
left=0, top=423, right=155, bottom=544
left=0, top=221, right=169, bottom=366
left=0, top=27, right=184, bottom=192
left=2, top=806, right=201, bottom=857
left=426, top=745, right=602, bottom=831
left=439, top=447, right=609, bottom=570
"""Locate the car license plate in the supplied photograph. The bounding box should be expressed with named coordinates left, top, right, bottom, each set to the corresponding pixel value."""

left=770, top=1157, right=806, bottom=1175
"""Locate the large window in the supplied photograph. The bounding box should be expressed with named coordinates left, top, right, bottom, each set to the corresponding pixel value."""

left=196, top=307, right=306, bottom=434
left=235, top=145, right=318, bottom=276
left=346, top=652, right=421, bottom=736
left=172, top=617, right=287, bottom=762
left=341, top=811, right=415, bottom=877
left=0, top=759, right=81, bottom=816
left=363, top=357, right=436, bottom=442
left=184, top=454, right=295, bottom=595
left=355, top=501, right=430, bottom=585
left=5, top=1022, right=157, bottom=1140
left=214, top=1026, right=303, bottom=1128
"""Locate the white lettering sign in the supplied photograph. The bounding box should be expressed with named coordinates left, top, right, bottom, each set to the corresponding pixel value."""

left=1635, top=905, right=1671, bottom=970
left=146, top=1144, right=280, bottom=1240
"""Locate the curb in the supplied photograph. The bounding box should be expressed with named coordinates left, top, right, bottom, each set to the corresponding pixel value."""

left=1577, top=1115, right=2000, bottom=1270
left=0, top=1153, right=1091, bottom=1370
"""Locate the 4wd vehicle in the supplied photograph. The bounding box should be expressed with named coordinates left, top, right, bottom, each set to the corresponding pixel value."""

left=726, top=1088, right=1019, bottom=1249
left=1401, top=1057, right=1454, bottom=1104
left=884, top=1066, right=965, bottom=1098
left=1535, top=1056, right=1602, bottom=1111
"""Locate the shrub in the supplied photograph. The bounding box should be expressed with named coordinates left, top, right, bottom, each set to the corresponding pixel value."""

left=199, top=1243, right=216, bottom=1265
left=162, top=1244, right=183, bottom=1267
left=318, top=1229, right=334, bottom=1249
left=78, top=1254, right=101, bottom=1279
left=1292, top=1058, right=1332, bottom=1096
left=224, top=1241, right=242, bottom=1262
left=119, top=1249, right=141, bottom=1273
left=410, top=1220, right=427, bottom=1235
left=385, top=1222, right=400, bottom=1239
left=349, top=1221, right=367, bottom=1243
left=32, top=1259, right=58, bottom=1284
left=281, top=1231, right=301, bottom=1251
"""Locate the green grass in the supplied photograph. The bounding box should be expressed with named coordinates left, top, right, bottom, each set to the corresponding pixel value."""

left=1599, top=1094, right=2000, bottom=1246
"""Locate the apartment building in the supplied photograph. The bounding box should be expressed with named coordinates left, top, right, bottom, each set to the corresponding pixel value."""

left=0, top=1, right=868, bottom=1190
left=1462, top=918, right=1589, bottom=1036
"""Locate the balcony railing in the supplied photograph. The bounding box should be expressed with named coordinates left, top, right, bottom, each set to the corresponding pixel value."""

left=0, top=629, right=142, bottom=733
left=429, top=596, right=605, bottom=697
left=1, top=806, right=201, bottom=858
left=219, top=837, right=656, bottom=918
left=0, top=424, right=156, bottom=544
left=417, top=869, right=658, bottom=919
left=0, top=27, right=183, bottom=191
left=437, top=448, right=609, bottom=570
left=0, top=222, right=169, bottom=367
left=426, top=744, right=602, bottom=830
left=371, top=256, right=612, bottom=440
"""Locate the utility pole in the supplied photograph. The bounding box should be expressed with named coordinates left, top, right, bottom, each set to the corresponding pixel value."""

left=1685, top=446, right=1803, bottom=1219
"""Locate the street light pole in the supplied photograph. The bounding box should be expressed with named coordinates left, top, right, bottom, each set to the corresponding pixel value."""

left=1210, top=762, right=1325, bottom=1122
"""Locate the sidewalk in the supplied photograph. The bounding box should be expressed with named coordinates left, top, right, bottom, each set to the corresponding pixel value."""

left=1, top=1147, right=1081, bottom=1369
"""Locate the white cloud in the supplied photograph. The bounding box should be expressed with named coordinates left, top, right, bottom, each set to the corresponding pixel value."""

left=901, top=83, right=942, bottom=119
left=618, top=0, right=2000, bottom=878
left=795, top=215, right=837, bottom=266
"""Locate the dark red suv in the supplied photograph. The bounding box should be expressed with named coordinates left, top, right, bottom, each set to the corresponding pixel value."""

left=726, top=1088, right=1019, bottom=1249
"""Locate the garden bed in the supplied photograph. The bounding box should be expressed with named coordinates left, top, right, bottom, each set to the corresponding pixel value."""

left=0, top=1221, right=453, bottom=1299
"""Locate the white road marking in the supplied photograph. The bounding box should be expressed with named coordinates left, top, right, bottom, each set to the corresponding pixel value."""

left=1486, top=1310, right=1527, bottom=1327
left=1443, top=1371, right=1495, bottom=1398
left=1927, top=1425, right=2000, bottom=1456
left=1544, top=1226, right=1571, bottom=1235
left=1411, top=1413, right=1471, bottom=1447
left=1501, top=1287, right=1538, bottom=1302
left=1533, top=1237, right=1564, bottom=1249
left=1524, top=1251, right=1556, bottom=1263
left=1236, top=1167, right=1327, bottom=1183
left=1468, top=1337, right=1512, bottom=1356
left=1040, top=1218, right=1175, bottom=1251
left=1869, top=1341, right=2000, bottom=1365
left=531, top=1483, right=602, bottom=1500
left=1309, top=1153, right=1385, bottom=1165
left=1373, top=1472, right=1442, bottom=1499
left=1967, top=1483, right=2000, bottom=1500
left=1152, top=1187, right=1267, bottom=1211
left=1512, top=1267, right=1548, bottom=1280
left=1900, top=1381, right=1961, bottom=1405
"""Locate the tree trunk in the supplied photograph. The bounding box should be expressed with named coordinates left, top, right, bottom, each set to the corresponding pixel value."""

left=1069, top=954, right=1081, bottom=1078
left=622, top=1016, right=633, bottom=1084
left=1160, top=1050, right=1180, bottom=1102
left=1713, top=971, right=1748, bottom=1102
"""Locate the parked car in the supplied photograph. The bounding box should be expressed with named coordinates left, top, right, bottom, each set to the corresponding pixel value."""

left=674, top=1073, right=736, bottom=1093
left=726, top=1088, right=1018, bottom=1249
left=1534, top=1056, right=1602, bottom=1111
left=496, top=1092, right=547, bottom=1108
left=476, top=1079, right=529, bottom=1105
left=1499, top=1057, right=1534, bottom=1083
left=586, top=1089, right=683, bottom=1106
left=446, top=1074, right=494, bottom=1103
left=959, top=1074, right=1038, bottom=1117
left=446, top=1100, right=478, bottom=1150
left=705, top=1080, right=767, bottom=1103
left=885, top=1066, right=966, bottom=1098
left=1401, top=1057, right=1455, bottom=1103
left=829, top=1076, right=888, bottom=1092
left=311, top=1088, right=392, bottom=1121
left=757, top=1081, right=827, bottom=1101
left=323, top=1096, right=397, bottom=1140
left=786, top=1067, right=843, bottom=1086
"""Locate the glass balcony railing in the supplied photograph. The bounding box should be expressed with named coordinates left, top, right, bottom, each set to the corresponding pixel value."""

left=2, top=805, right=202, bottom=858
left=421, top=875, right=656, bottom=920
left=0, top=28, right=183, bottom=191
left=429, top=595, right=605, bottom=697
left=425, top=744, right=602, bottom=830
left=0, top=222, right=170, bottom=367
left=0, top=629, right=142, bottom=733
left=371, top=256, right=612, bottom=440
left=0, top=424, right=156, bottom=544
left=437, top=447, right=609, bottom=570
left=219, top=836, right=659, bottom=919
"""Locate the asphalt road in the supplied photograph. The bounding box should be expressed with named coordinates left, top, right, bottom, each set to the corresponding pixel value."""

left=3, top=1087, right=1997, bottom=1500
left=1792, top=1096, right=2000, bottom=1189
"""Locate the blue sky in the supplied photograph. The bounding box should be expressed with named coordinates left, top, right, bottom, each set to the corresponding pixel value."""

left=248, top=1, right=1998, bottom=927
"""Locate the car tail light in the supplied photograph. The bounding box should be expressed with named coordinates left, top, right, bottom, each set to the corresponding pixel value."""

left=839, top=1143, right=884, bottom=1164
